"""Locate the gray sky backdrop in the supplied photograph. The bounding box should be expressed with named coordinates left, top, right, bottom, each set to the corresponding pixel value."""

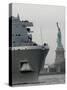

left=12, top=3, right=65, bottom=65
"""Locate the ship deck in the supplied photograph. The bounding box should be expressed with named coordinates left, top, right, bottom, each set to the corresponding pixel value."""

left=10, top=45, right=49, bottom=50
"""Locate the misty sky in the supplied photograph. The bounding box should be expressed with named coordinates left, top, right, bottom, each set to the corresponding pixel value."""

left=12, top=3, right=65, bottom=65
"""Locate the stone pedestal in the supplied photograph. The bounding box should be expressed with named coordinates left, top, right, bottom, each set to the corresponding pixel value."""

left=55, top=47, right=65, bottom=73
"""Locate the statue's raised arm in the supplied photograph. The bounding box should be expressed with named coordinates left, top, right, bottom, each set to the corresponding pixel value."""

left=56, top=22, right=60, bottom=31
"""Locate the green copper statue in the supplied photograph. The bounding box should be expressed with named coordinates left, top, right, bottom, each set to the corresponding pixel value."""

left=56, top=22, right=63, bottom=48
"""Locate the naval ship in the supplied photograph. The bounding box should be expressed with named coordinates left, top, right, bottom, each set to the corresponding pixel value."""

left=9, top=15, right=49, bottom=85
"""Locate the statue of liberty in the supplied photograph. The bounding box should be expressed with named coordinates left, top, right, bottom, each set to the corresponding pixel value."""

left=56, top=22, right=63, bottom=48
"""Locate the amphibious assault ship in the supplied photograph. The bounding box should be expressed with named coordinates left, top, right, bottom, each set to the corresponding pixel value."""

left=9, top=15, right=49, bottom=85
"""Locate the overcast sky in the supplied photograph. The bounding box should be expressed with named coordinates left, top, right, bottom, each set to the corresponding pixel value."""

left=12, top=3, right=65, bottom=65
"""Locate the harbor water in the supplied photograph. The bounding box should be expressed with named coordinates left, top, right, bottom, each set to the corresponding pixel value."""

left=38, top=74, right=65, bottom=85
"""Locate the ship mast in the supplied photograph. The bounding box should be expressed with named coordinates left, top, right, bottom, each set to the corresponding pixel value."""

left=40, top=26, right=43, bottom=45
left=37, top=17, right=43, bottom=45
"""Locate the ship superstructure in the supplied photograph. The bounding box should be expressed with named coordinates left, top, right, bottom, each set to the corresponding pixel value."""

left=10, top=15, right=37, bottom=46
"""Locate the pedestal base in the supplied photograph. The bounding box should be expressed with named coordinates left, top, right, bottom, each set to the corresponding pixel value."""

left=55, top=47, right=65, bottom=73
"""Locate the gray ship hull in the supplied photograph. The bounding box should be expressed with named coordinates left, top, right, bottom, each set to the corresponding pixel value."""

left=10, top=46, right=49, bottom=85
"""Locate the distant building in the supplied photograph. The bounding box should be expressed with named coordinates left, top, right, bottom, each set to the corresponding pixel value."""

left=49, top=64, right=56, bottom=72
left=44, top=64, right=49, bottom=72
